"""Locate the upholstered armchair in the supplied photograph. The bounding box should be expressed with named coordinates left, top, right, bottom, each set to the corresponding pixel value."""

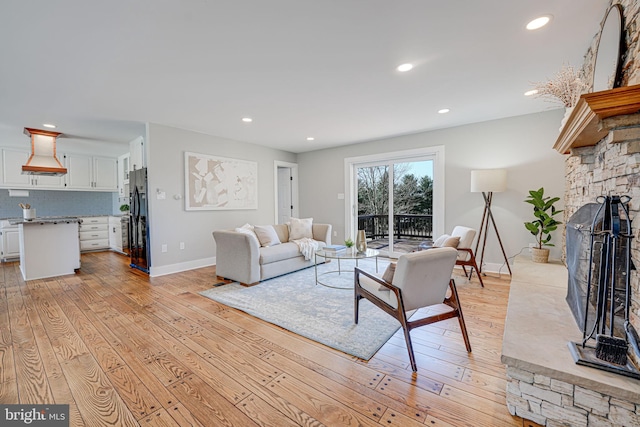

left=354, top=247, right=472, bottom=372
left=433, top=226, right=484, bottom=287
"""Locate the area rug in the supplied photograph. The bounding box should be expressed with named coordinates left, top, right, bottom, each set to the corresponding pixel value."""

left=199, top=258, right=400, bottom=360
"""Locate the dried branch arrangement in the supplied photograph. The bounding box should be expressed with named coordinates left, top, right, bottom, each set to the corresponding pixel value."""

left=531, top=64, right=589, bottom=108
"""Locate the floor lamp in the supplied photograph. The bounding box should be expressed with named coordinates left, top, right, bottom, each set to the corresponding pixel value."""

left=470, top=169, right=512, bottom=276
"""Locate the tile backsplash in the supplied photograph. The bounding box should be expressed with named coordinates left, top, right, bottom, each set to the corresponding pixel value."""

left=0, top=189, right=122, bottom=218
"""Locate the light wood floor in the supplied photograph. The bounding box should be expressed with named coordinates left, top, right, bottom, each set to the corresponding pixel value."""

left=0, top=251, right=539, bottom=427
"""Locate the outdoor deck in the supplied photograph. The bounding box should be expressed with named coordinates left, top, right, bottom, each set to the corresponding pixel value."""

left=366, top=237, right=430, bottom=254
left=358, top=213, right=432, bottom=254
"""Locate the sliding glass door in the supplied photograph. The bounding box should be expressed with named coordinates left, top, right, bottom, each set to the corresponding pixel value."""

left=348, top=147, right=442, bottom=258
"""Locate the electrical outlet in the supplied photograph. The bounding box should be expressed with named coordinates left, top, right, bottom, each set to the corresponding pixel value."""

left=333, top=231, right=337, bottom=237
left=180, top=242, right=185, bottom=250
left=529, top=243, right=535, bottom=253
left=162, top=244, right=167, bottom=253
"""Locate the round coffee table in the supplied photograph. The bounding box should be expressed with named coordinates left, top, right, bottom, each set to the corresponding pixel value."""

left=314, top=247, right=380, bottom=289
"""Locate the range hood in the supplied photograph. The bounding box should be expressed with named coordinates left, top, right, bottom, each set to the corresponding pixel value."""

left=22, top=127, right=67, bottom=176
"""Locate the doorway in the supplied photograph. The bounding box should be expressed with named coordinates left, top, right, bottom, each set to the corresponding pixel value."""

left=274, top=161, right=299, bottom=224
left=345, top=147, right=444, bottom=258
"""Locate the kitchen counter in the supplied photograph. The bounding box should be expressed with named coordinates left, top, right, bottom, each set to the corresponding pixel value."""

left=16, top=218, right=81, bottom=280
left=9, top=216, right=82, bottom=225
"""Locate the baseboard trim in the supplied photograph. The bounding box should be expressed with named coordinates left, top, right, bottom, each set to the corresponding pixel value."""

left=150, top=256, right=216, bottom=277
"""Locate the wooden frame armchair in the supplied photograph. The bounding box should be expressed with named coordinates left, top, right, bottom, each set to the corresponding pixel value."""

left=354, top=247, right=472, bottom=372
left=450, top=226, right=484, bottom=287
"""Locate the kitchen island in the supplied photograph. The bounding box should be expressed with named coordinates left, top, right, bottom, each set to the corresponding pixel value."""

left=10, top=217, right=81, bottom=281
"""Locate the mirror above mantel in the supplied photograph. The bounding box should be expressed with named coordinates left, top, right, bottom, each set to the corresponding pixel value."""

left=553, top=84, right=640, bottom=154
left=592, top=4, right=625, bottom=92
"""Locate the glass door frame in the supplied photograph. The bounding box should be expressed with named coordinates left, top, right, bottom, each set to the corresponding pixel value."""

left=344, top=146, right=445, bottom=258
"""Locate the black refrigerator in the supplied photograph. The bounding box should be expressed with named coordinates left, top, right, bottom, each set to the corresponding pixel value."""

left=129, top=167, right=150, bottom=273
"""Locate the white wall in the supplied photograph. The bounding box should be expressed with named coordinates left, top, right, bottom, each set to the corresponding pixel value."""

left=146, top=123, right=297, bottom=276
left=296, top=109, right=567, bottom=272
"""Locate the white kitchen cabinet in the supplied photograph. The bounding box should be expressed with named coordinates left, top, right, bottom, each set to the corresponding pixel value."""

left=109, top=216, right=129, bottom=254
left=79, top=216, right=110, bottom=251
left=129, top=136, right=145, bottom=171
left=117, top=153, right=130, bottom=197
left=65, top=154, right=117, bottom=191
left=18, top=219, right=81, bottom=280
left=1, top=221, right=20, bottom=260
left=1, top=148, right=66, bottom=189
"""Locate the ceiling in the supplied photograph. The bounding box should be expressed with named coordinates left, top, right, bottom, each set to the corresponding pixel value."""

left=0, top=0, right=609, bottom=153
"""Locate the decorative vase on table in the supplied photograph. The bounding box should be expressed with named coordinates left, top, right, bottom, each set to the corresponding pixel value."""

left=355, top=230, right=367, bottom=253
left=531, top=247, right=550, bottom=263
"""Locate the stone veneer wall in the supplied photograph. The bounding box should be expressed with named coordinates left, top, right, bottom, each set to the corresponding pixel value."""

left=506, top=366, right=639, bottom=427
left=565, top=0, right=640, bottom=368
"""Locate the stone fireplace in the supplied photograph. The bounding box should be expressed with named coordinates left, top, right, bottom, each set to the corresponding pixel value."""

left=500, top=2, right=640, bottom=426
left=563, top=0, right=640, bottom=368
left=562, top=92, right=640, bottom=371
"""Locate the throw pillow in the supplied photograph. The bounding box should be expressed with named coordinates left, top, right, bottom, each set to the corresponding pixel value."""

left=433, top=234, right=450, bottom=247
left=253, top=225, right=281, bottom=247
left=441, top=236, right=461, bottom=248
left=234, top=223, right=258, bottom=241
left=378, top=262, right=396, bottom=291
left=288, top=217, right=313, bottom=240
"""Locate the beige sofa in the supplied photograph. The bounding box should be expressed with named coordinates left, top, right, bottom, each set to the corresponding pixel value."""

left=213, top=223, right=332, bottom=285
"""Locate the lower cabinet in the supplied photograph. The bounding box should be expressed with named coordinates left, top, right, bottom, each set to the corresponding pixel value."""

left=78, top=216, right=109, bottom=251
left=109, top=216, right=129, bottom=254
left=1, top=221, right=20, bottom=260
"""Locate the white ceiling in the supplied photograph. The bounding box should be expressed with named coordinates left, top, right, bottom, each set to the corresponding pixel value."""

left=0, top=0, right=609, bottom=153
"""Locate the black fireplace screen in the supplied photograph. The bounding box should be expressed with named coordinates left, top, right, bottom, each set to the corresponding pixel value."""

left=566, top=203, right=601, bottom=332
left=566, top=200, right=633, bottom=338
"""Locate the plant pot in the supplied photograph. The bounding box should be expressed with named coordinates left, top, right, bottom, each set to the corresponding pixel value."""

left=531, top=247, right=550, bottom=263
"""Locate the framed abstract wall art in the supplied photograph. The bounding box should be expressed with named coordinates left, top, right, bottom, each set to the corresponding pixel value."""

left=184, top=151, right=258, bottom=210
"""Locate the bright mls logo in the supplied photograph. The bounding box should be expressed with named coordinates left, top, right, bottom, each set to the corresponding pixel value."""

left=1, top=405, right=69, bottom=426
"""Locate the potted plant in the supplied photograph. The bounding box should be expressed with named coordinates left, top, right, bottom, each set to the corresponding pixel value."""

left=524, top=187, right=563, bottom=263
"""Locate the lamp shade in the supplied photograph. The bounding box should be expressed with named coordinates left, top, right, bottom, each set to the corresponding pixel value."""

left=470, top=169, right=507, bottom=193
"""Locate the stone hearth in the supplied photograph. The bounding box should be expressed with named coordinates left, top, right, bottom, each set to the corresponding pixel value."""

left=501, top=257, right=639, bottom=427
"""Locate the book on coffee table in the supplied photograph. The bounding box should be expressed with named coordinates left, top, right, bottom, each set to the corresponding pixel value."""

left=323, top=244, right=347, bottom=252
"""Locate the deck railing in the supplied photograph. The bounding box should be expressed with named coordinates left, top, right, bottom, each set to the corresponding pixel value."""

left=357, top=214, right=432, bottom=240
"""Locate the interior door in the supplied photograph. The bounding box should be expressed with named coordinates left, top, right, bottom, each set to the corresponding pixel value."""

left=277, top=167, right=293, bottom=224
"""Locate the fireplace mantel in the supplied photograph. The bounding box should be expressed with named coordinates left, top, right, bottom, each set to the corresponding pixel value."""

left=553, top=84, right=640, bottom=154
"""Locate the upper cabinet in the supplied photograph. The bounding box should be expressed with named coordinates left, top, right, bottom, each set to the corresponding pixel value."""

left=93, top=156, right=118, bottom=190
left=65, top=154, right=118, bottom=191
left=0, top=147, right=119, bottom=192
left=129, top=136, right=145, bottom=171
left=2, top=148, right=66, bottom=189
left=117, top=152, right=130, bottom=198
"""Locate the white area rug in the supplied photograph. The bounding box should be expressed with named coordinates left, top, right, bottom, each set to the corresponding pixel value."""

left=199, top=258, right=399, bottom=360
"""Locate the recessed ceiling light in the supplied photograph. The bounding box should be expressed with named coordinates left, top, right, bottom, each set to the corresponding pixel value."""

left=242, top=117, right=253, bottom=123
left=42, top=123, right=56, bottom=128
left=397, top=63, right=414, bottom=72
left=438, top=108, right=450, bottom=114
left=306, top=137, right=315, bottom=141
left=524, top=89, right=538, bottom=96
left=526, top=15, right=551, bottom=30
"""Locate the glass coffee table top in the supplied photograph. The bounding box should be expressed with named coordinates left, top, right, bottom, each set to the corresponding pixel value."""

left=314, top=247, right=380, bottom=289
left=316, top=247, right=380, bottom=260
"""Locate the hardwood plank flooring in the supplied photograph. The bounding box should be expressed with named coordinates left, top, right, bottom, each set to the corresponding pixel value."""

left=0, top=251, right=540, bottom=426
